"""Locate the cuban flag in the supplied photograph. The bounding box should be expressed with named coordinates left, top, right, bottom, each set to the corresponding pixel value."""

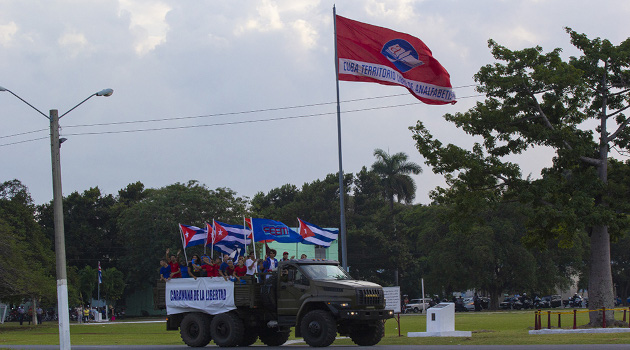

left=298, top=218, right=338, bottom=247
left=251, top=218, right=303, bottom=243
left=336, top=15, right=455, bottom=105
left=180, top=224, right=207, bottom=248
left=98, top=261, right=102, bottom=284
left=211, top=220, right=252, bottom=258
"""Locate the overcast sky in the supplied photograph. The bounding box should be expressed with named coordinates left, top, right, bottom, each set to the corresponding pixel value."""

left=1, top=0, right=629, bottom=207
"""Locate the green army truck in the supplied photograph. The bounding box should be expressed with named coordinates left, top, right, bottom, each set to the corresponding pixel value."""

left=163, top=259, right=394, bottom=347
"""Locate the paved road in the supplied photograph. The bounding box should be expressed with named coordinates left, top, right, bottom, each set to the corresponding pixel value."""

left=2, top=345, right=630, bottom=350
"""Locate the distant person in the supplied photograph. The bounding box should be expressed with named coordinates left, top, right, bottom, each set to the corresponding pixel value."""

left=300, top=254, right=307, bottom=259
left=281, top=251, right=290, bottom=261
left=165, top=248, right=182, bottom=278
left=159, top=259, right=171, bottom=281
left=188, top=255, right=203, bottom=279
left=17, top=306, right=25, bottom=325
left=201, top=256, right=217, bottom=277
left=223, top=259, right=237, bottom=281
left=179, top=257, right=191, bottom=278
left=245, top=252, right=258, bottom=276
left=263, top=249, right=278, bottom=274
left=234, top=258, right=247, bottom=279
left=36, top=306, right=43, bottom=324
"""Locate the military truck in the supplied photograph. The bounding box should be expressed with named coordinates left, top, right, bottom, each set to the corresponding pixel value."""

left=162, top=259, right=393, bottom=347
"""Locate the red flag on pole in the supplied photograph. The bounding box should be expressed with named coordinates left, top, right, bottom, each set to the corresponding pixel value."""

left=335, top=15, right=455, bottom=105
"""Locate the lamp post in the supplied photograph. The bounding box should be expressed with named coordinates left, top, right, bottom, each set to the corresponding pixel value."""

left=0, top=86, right=113, bottom=350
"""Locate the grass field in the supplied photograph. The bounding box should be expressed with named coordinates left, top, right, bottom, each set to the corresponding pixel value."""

left=1, top=310, right=630, bottom=346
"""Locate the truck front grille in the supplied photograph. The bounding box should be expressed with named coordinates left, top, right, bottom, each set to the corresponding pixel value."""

left=357, top=288, right=383, bottom=306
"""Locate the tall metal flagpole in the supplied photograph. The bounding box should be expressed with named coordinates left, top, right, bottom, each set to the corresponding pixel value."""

left=333, top=5, right=348, bottom=271
left=250, top=218, right=257, bottom=260
left=211, top=220, right=215, bottom=259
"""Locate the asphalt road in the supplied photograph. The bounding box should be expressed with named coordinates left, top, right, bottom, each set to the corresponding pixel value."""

left=2, top=345, right=630, bottom=350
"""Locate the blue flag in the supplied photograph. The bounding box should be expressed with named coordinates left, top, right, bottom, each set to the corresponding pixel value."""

left=251, top=218, right=303, bottom=243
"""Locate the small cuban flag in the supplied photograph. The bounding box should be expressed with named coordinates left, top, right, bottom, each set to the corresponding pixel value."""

left=98, top=261, right=102, bottom=284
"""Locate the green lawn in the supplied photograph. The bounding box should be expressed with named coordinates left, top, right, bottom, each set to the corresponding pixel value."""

left=1, top=310, right=629, bottom=346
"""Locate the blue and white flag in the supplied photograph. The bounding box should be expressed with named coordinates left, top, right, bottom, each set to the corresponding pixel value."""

left=251, top=218, right=303, bottom=243
left=298, top=218, right=338, bottom=247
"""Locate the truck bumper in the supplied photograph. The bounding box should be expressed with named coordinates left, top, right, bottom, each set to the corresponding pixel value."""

left=336, top=309, right=394, bottom=320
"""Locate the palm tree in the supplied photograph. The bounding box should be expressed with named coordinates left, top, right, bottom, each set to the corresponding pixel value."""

left=371, top=148, right=422, bottom=211
left=371, top=149, right=422, bottom=287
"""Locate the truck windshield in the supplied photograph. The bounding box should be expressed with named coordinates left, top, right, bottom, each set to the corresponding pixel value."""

left=301, top=264, right=351, bottom=280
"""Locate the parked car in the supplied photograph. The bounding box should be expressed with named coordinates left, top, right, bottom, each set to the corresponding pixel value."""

left=463, top=297, right=475, bottom=311
left=404, top=298, right=431, bottom=313
left=500, top=296, right=527, bottom=310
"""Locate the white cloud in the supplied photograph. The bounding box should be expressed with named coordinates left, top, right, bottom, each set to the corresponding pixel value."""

left=117, top=0, right=171, bottom=55
left=495, top=26, right=540, bottom=47
left=0, top=21, right=18, bottom=46
left=236, top=0, right=284, bottom=34
left=57, top=31, right=89, bottom=58
left=291, top=19, right=318, bottom=49
left=364, top=0, right=418, bottom=21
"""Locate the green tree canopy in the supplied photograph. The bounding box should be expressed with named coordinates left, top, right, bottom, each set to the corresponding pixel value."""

left=0, top=180, right=55, bottom=304
left=411, top=29, right=630, bottom=325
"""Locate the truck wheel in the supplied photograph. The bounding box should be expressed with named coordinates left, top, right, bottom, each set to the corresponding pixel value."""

left=300, top=310, right=337, bottom=347
left=210, top=312, right=244, bottom=347
left=349, top=321, right=384, bottom=346
left=413, top=307, right=419, bottom=313
left=239, top=328, right=258, bottom=347
left=180, top=313, right=212, bottom=347
left=258, top=327, right=290, bottom=346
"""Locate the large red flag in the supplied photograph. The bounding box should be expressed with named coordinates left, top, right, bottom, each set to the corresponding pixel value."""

left=336, top=15, right=455, bottom=105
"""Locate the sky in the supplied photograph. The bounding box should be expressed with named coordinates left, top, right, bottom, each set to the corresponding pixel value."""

left=1, top=0, right=629, bottom=207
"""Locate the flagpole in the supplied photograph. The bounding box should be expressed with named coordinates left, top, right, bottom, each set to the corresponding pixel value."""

left=250, top=217, right=257, bottom=260
left=242, top=217, right=247, bottom=257
left=97, top=261, right=100, bottom=304
left=204, top=223, right=208, bottom=256
left=211, top=220, right=215, bottom=259
left=333, top=5, right=348, bottom=271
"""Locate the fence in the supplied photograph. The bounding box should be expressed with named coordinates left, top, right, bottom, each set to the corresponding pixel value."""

left=533, top=307, right=630, bottom=330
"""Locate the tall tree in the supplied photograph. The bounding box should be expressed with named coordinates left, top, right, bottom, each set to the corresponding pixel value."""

left=371, top=149, right=421, bottom=286
left=411, top=29, right=630, bottom=325
left=0, top=180, right=55, bottom=304
left=371, top=149, right=422, bottom=210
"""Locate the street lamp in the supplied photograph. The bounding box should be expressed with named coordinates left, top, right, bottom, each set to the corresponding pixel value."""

left=0, top=86, right=113, bottom=350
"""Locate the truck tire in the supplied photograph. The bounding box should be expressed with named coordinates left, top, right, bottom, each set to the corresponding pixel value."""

left=349, top=321, right=384, bottom=346
left=300, top=310, right=337, bottom=347
left=239, top=328, right=258, bottom=347
left=210, top=312, right=244, bottom=347
left=180, top=313, right=212, bottom=347
left=258, top=326, right=290, bottom=346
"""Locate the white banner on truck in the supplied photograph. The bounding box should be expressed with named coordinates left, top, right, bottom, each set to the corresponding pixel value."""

left=166, top=277, right=236, bottom=315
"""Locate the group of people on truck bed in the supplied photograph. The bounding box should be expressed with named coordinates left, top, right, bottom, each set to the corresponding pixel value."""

left=159, top=248, right=307, bottom=283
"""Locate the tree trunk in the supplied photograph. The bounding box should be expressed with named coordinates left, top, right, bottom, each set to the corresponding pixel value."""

left=587, top=68, right=615, bottom=326
left=588, top=225, right=615, bottom=326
